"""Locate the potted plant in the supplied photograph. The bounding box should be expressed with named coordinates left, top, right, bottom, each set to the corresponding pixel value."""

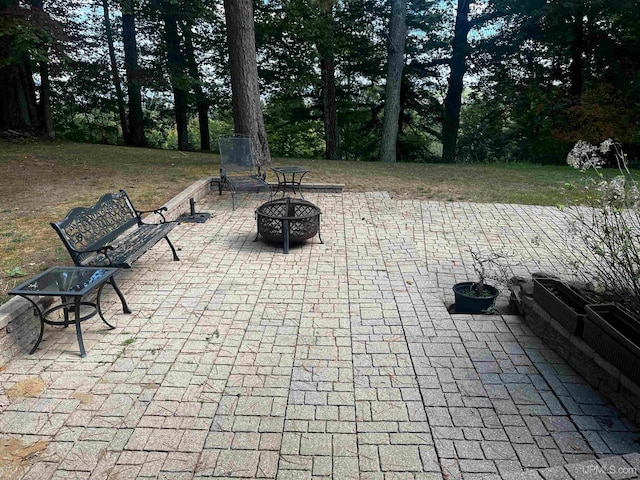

left=452, top=248, right=511, bottom=314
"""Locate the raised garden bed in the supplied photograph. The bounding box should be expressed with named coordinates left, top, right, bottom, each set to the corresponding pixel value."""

left=533, top=278, right=590, bottom=336
left=512, top=280, right=640, bottom=425
left=584, top=303, right=640, bottom=385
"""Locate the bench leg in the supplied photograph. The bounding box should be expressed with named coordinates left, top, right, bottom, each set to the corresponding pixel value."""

left=165, top=236, right=180, bottom=261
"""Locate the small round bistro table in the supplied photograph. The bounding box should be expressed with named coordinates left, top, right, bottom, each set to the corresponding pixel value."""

left=270, top=166, right=310, bottom=199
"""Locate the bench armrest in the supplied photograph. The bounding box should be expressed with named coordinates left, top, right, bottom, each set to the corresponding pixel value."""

left=135, top=206, right=169, bottom=224
left=71, top=245, right=116, bottom=267
left=75, top=244, right=114, bottom=255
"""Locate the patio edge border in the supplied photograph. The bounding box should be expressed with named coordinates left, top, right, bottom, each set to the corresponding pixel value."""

left=209, top=178, right=345, bottom=193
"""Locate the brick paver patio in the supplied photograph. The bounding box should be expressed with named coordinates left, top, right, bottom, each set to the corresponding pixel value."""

left=1, top=191, right=639, bottom=479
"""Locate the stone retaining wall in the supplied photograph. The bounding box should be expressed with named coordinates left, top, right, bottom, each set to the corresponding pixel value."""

left=210, top=178, right=345, bottom=194
left=511, top=281, right=640, bottom=426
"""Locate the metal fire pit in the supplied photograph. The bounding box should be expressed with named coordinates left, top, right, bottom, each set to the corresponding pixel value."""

left=255, top=197, right=323, bottom=254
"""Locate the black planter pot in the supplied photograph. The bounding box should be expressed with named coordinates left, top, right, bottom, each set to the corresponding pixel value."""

left=584, top=303, right=640, bottom=385
left=533, top=278, right=590, bottom=336
left=453, top=282, right=499, bottom=314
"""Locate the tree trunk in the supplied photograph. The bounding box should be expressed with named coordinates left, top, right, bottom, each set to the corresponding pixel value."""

left=223, top=0, right=270, bottom=165
left=320, top=53, right=341, bottom=160
left=102, top=0, right=128, bottom=143
left=162, top=9, right=189, bottom=151
left=0, top=52, right=38, bottom=131
left=569, top=12, right=584, bottom=99
left=379, top=0, right=407, bottom=163
left=317, top=3, right=341, bottom=160
left=37, top=58, right=55, bottom=139
left=182, top=21, right=210, bottom=151
left=0, top=2, right=39, bottom=131
left=121, top=0, right=147, bottom=146
left=29, top=0, right=54, bottom=139
left=441, top=0, right=471, bottom=163
left=22, top=52, right=39, bottom=123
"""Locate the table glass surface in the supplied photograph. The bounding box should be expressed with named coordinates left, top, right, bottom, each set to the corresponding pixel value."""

left=271, top=166, right=309, bottom=174
left=9, top=267, right=117, bottom=297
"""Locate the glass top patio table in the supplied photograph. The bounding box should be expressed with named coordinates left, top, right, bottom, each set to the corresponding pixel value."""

left=10, top=266, right=118, bottom=297
left=9, top=266, right=121, bottom=357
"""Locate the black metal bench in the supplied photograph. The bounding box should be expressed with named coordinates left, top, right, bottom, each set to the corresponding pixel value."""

left=52, top=190, right=180, bottom=269
left=51, top=190, right=180, bottom=312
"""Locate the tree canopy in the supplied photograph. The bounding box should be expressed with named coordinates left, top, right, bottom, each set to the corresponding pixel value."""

left=0, top=0, right=638, bottom=164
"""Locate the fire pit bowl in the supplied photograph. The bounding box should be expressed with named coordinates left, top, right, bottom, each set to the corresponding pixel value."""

left=255, top=197, right=323, bottom=254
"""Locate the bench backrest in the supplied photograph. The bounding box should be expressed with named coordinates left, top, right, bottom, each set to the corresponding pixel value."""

left=52, top=191, right=139, bottom=266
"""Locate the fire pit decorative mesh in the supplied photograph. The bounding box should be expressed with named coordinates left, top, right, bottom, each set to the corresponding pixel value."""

left=255, top=197, right=323, bottom=254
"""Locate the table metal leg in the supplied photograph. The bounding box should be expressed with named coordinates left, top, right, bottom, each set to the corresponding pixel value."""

left=274, top=171, right=285, bottom=198
left=96, top=283, right=117, bottom=329
left=61, top=295, right=71, bottom=327
left=294, top=172, right=307, bottom=199
left=20, top=296, right=45, bottom=355
left=73, top=298, right=87, bottom=358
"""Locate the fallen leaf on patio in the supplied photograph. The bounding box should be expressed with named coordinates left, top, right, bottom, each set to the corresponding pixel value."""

left=71, top=392, right=94, bottom=404
left=0, top=437, right=48, bottom=478
left=5, top=378, right=46, bottom=402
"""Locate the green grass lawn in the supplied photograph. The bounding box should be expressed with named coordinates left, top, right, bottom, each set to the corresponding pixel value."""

left=0, top=140, right=612, bottom=304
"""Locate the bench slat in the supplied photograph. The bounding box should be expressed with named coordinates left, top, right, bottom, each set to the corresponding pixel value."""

left=81, top=223, right=177, bottom=268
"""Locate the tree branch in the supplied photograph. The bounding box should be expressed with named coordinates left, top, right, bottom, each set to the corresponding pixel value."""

left=408, top=58, right=450, bottom=76
left=469, top=10, right=504, bottom=30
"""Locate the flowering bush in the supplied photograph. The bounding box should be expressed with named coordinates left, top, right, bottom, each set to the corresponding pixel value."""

left=563, top=139, right=640, bottom=309
left=566, top=140, right=608, bottom=170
